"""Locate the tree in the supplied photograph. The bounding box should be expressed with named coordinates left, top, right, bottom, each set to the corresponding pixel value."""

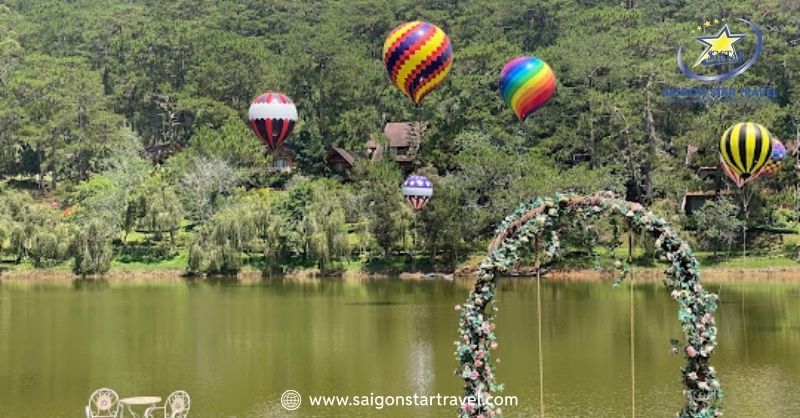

left=418, top=175, right=469, bottom=270
left=304, top=182, right=349, bottom=271
left=0, top=186, right=73, bottom=265
left=70, top=218, right=115, bottom=276
left=693, top=197, right=743, bottom=256
left=177, top=156, right=240, bottom=221
left=186, top=194, right=268, bottom=275
left=355, top=159, right=405, bottom=259
left=129, top=175, right=184, bottom=246
left=5, top=53, right=123, bottom=190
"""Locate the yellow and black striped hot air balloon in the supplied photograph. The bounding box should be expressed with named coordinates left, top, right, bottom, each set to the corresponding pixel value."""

left=719, top=122, right=773, bottom=181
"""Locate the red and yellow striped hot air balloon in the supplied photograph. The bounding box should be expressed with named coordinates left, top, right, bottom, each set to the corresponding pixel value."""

left=383, top=21, right=453, bottom=104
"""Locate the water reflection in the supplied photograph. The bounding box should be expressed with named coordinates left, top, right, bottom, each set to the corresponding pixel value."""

left=0, top=277, right=797, bottom=417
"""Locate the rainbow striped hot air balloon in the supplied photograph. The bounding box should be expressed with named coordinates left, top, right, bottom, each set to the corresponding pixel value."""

left=719, top=122, right=773, bottom=184
left=500, top=56, right=557, bottom=121
left=383, top=21, right=453, bottom=104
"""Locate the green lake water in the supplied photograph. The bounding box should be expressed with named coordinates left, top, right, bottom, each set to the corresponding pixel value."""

left=1, top=277, right=798, bottom=417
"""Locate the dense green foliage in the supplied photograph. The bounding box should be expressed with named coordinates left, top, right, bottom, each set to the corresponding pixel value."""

left=0, top=0, right=798, bottom=276
left=694, top=197, right=744, bottom=254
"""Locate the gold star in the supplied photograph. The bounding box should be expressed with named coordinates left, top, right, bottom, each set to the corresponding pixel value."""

left=714, top=18, right=720, bottom=24
left=692, top=24, right=747, bottom=68
left=697, top=26, right=702, bottom=31
left=704, top=20, right=711, bottom=27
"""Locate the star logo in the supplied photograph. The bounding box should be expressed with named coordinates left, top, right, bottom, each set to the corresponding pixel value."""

left=692, top=24, right=747, bottom=68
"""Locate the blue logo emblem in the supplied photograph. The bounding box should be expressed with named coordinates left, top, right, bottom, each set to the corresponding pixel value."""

left=677, top=18, right=762, bottom=82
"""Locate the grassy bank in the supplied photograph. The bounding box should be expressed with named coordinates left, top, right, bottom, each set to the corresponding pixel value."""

left=2, top=250, right=798, bottom=282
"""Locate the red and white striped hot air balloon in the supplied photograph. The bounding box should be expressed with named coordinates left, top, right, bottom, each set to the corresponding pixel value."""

left=248, top=92, right=298, bottom=151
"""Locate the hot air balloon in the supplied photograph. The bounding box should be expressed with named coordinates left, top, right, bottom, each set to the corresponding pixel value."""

left=383, top=21, right=453, bottom=104
left=248, top=92, right=298, bottom=151
left=500, top=56, right=557, bottom=121
left=719, top=122, right=772, bottom=183
left=403, top=175, right=433, bottom=210
left=720, top=154, right=745, bottom=188
left=754, top=138, right=786, bottom=178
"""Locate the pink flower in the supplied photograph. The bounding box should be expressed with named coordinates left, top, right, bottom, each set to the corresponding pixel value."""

left=475, top=360, right=483, bottom=367
left=476, top=350, right=485, bottom=359
left=687, top=372, right=698, bottom=380
left=490, top=342, right=498, bottom=349
left=469, top=370, right=479, bottom=380
left=686, top=345, right=698, bottom=358
left=455, top=304, right=462, bottom=311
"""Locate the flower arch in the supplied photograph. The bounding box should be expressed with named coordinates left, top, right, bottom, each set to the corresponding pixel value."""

left=455, top=193, right=722, bottom=418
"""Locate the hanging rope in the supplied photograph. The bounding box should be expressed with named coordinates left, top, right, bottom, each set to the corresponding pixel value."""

left=741, top=285, right=749, bottom=362
left=629, top=231, right=636, bottom=418
left=412, top=214, right=418, bottom=272
left=535, top=235, right=545, bottom=418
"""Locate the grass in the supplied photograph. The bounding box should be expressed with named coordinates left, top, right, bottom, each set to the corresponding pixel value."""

left=695, top=254, right=799, bottom=269
left=110, top=249, right=188, bottom=270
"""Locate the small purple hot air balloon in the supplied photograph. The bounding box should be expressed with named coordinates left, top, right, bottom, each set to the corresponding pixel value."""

left=755, top=138, right=786, bottom=178
left=402, top=175, right=433, bottom=210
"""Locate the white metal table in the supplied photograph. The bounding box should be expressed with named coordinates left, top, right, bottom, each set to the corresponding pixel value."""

left=119, top=396, right=161, bottom=418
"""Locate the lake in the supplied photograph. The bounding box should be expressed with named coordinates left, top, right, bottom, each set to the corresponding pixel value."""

left=1, top=276, right=798, bottom=417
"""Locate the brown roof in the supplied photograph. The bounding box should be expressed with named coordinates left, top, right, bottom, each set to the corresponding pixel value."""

left=382, top=122, right=426, bottom=147
left=324, top=148, right=356, bottom=165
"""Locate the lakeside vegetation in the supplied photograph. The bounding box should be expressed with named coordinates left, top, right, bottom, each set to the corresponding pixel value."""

left=0, top=0, right=799, bottom=278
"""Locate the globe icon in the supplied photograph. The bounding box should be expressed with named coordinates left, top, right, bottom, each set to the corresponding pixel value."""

left=281, top=390, right=301, bottom=411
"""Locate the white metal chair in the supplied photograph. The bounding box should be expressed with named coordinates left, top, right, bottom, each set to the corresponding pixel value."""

left=143, top=391, right=190, bottom=418
left=85, top=388, right=120, bottom=418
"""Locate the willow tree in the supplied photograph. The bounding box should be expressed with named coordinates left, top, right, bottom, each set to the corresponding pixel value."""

left=304, top=184, right=348, bottom=271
